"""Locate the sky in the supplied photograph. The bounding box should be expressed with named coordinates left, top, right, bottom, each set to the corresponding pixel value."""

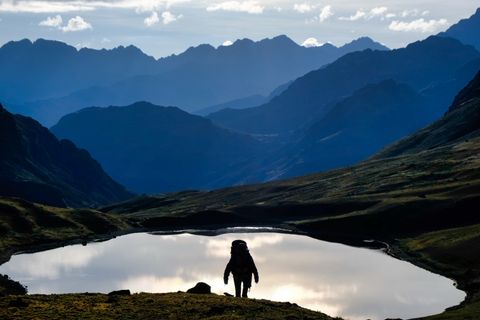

left=0, top=0, right=478, bottom=58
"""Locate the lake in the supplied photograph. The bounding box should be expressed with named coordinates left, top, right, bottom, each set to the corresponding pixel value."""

left=0, top=231, right=465, bottom=320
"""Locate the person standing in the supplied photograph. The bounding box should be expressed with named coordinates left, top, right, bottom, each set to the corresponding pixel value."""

left=224, top=240, right=259, bottom=298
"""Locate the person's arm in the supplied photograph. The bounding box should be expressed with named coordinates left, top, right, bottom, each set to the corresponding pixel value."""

left=224, top=260, right=232, bottom=284
left=250, top=256, right=259, bottom=283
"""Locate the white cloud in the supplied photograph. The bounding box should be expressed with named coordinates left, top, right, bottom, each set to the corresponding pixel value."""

left=293, top=3, right=312, bottom=14
left=319, top=5, right=333, bottom=22
left=222, top=40, right=233, bottom=46
left=206, top=1, right=264, bottom=14
left=144, top=11, right=159, bottom=26
left=339, top=10, right=365, bottom=21
left=0, top=1, right=94, bottom=13
left=339, top=6, right=389, bottom=21
left=301, top=37, right=323, bottom=47
left=400, top=8, right=429, bottom=18
left=61, top=15, right=92, bottom=32
left=0, top=0, right=190, bottom=14
left=144, top=10, right=181, bottom=26
left=161, top=10, right=182, bottom=24
left=388, top=18, right=448, bottom=33
left=385, top=13, right=396, bottom=19
left=369, top=6, right=387, bottom=17
left=39, top=14, right=62, bottom=27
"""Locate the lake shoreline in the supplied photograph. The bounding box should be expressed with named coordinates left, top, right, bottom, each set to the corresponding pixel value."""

left=0, top=219, right=473, bottom=319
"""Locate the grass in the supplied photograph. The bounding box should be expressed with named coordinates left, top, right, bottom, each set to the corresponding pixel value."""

left=0, top=197, right=131, bottom=266
left=0, top=292, right=336, bottom=320
left=398, top=224, right=480, bottom=319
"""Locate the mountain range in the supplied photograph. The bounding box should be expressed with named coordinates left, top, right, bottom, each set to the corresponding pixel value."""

left=49, top=36, right=480, bottom=193
left=4, top=7, right=480, bottom=198
left=2, top=36, right=387, bottom=126
left=51, top=102, right=264, bottom=193
left=0, top=104, right=132, bottom=207
left=208, top=36, right=480, bottom=135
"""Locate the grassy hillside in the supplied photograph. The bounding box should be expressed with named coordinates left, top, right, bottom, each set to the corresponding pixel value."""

left=0, top=197, right=131, bottom=266
left=0, top=292, right=336, bottom=320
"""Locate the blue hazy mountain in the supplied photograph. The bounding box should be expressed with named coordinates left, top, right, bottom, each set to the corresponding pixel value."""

left=0, top=39, right=158, bottom=104
left=0, top=104, right=132, bottom=207
left=376, top=70, right=480, bottom=158
left=7, top=35, right=388, bottom=126
left=195, top=94, right=268, bottom=117
left=440, top=8, right=480, bottom=50
left=260, top=80, right=428, bottom=179
left=195, top=81, right=292, bottom=116
left=50, top=102, right=264, bottom=193
left=208, top=36, right=480, bottom=135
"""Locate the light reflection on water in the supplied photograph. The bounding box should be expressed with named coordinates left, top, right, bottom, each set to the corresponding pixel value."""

left=0, top=232, right=465, bottom=320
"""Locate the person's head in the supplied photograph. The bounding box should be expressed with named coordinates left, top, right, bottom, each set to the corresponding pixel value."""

left=231, top=240, right=249, bottom=256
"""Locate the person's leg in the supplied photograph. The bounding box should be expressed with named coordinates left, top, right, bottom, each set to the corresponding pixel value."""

left=242, top=274, right=252, bottom=298
left=233, top=276, right=241, bottom=297
left=241, top=280, right=248, bottom=298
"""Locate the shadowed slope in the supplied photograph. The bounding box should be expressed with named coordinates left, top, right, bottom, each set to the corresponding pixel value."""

left=0, top=105, right=133, bottom=207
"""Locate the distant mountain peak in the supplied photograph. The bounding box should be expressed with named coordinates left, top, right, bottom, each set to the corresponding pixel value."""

left=342, top=36, right=389, bottom=51
left=232, top=38, right=256, bottom=47
left=440, top=7, right=480, bottom=50
left=183, top=43, right=216, bottom=55
left=261, top=35, right=299, bottom=46
left=1, top=38, right=32, bottom=50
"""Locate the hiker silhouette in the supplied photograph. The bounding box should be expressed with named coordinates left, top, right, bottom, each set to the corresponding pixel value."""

left=224, top=240, right=259, bottom=298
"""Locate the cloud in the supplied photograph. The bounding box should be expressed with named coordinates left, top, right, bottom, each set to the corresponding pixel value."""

left=39, top=14, right=63, bottom=27
left=206, top=1, right=264, bottom=14
left=301, top=37, right=323, bottom=47
left=0, top=1, right=94, bottom=13
left=319, top=5, right=333, bottom=22
left=0, top=0, right=190, bottom=14
left=339, top=10, right=365, bottom=21
left=293, top=3, right=312, bottom=14
left=144, top=11, right=159, bottom=26
left=222, top=40, right=233, bottom=46
left=161, top=11, right=182, bottom=24
left=61, top=15, right=92, bottom=32
left=339, top=6, right=389, bottom=21
left=144, top=10, right=181, bottom=26
left=369, top=6, right=387, bottom=17
left=388, top=18, right=448, bottom=33
left=38, top=13, right=92, bottom=32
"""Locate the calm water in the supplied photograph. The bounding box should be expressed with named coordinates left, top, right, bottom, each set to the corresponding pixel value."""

left=0, top=232, right=464, bottom=320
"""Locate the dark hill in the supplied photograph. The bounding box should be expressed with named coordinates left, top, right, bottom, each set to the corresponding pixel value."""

left=0, top=104, right=133, bottom=207
left=51, top=102, right=263, bottom=193
left=208, top=36, right=480, bottom=134
left=376, top=70, right=480, bottom=158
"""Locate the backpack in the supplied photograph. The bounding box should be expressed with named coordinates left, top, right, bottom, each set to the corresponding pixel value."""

left=231, top=240, right=249, bottom=256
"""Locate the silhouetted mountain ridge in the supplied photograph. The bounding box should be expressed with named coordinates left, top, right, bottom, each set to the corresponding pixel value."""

left=441, top=8, right=480, bottom=49
left=51, top=102, right=264, bottom=193
left=0, top=104, right=133, bottom=207
left=4, top=35, right=388, bottom=126
left=208, top=36, right=480, bottom=134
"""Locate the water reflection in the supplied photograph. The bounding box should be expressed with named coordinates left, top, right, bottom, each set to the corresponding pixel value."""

left=0, top=232, right=464, bottom=320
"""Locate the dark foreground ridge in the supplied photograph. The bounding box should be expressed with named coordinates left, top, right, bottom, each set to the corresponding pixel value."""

left=0, top=292, right=335, bottom=320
